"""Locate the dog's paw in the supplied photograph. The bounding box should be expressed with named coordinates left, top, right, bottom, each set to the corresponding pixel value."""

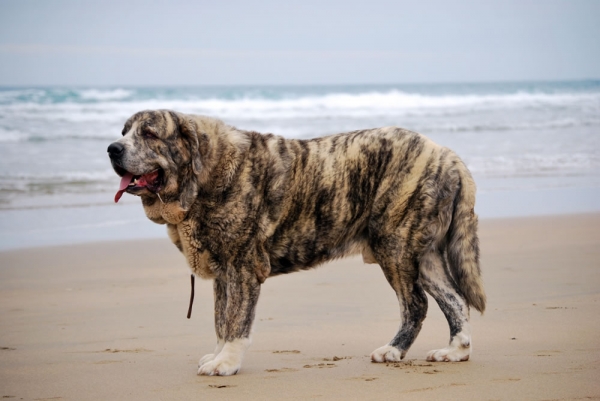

left=426, top=346, right=470, bottom=362
left=427, top=333, right=471, bottom=362
left=370, top=345, right=403, bottom=362
left=197, top=356, right=241, bottom=376
left=199, top=353, right=217, bottom=367
left=197, top=338, right=250, bottom=376
left=199, top=340, right=225, bottom=368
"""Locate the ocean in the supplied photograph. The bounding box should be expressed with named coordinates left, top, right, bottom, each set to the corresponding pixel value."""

left=1, top=81, right=599, bottom=250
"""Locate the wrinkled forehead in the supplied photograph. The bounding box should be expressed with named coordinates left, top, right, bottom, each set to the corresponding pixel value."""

left=121, top=110, right=174, bottom=136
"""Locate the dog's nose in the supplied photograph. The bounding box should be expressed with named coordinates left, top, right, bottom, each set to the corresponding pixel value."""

left=107, top=142, right=125, bottom=158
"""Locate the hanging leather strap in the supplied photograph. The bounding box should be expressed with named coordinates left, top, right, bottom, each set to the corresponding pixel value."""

left=187, top=274, right=195, bottom=319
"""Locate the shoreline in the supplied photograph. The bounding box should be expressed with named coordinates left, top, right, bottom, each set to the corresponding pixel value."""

left=0, top=210, right=599, bottom=254
left=1, top=213, right=599, bottom=400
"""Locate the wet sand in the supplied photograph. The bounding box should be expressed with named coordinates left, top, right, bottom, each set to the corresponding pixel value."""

left=1, top=213, right=599, bottom=400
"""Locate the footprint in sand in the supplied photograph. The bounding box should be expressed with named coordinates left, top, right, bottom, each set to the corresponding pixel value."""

left=386, top=360, right=434, bottom=368
left=265, top=367, right=298, bottom=373
left=492, top=378, right=521, bottom=382
left=101, top=348, right=152, bottom=353
left=323, top=356, right=352, bottom=361
left=349, top=376, right=378, bottom=382
left=303, top=363, right=336, bottom=369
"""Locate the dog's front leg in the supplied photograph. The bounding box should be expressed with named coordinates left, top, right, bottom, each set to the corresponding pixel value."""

left=198, top=277, right=227, bottom=368
left=198, top=266, right=260, bottom=376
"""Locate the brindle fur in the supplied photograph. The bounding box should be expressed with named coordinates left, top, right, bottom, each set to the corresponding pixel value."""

left=109, top=110, right=486, bottom=375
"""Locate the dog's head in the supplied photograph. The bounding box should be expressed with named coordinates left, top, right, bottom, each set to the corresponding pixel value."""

left=108, top=110, right=212, bottom=224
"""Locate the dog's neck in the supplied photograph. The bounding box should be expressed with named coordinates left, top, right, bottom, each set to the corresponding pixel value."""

left=141, top=193, right=188, bottom=225
left=196, top=123, right=251, bottom=194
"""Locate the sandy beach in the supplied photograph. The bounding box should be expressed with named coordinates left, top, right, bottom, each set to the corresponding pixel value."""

left=1, top=213, right=599, bottom=400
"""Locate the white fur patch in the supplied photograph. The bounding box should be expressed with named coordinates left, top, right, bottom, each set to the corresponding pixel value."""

left=198, top=338, right=251, bottom=376
left=371, top=344, right=403, bottom=362
left=198, top=339, right=225, bottom=367
left=426, top=332, right=471, bottom=362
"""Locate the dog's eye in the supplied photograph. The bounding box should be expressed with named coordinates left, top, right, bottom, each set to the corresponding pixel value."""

left=142, top=128, right=158, bottom=140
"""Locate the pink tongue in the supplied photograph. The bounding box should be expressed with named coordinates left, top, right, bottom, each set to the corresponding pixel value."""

left=114, top=173, right=134, bottom=203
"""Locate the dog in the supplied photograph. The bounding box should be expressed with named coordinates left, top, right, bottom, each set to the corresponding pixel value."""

left=107, top=110, right=485, bottom=376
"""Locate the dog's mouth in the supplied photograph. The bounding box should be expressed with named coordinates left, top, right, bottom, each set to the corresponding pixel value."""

left=114, top=166, right=164, bottom=203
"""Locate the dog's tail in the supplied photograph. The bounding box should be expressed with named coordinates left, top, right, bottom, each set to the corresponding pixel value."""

left=445, top=162, right=486, bottom=313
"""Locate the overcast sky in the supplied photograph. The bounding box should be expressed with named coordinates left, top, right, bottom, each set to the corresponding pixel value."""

left=0, top=0, right=599, bottom=86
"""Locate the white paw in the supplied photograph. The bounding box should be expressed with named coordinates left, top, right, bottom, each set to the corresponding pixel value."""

left=199, top=353, right=217, bottom=367
left=427, top=333, right=471, bottom=362
left=198, top=340, right=225, bottom=368
left=371, top=345, right=403, bottom=362
left=426, top=346, right=470, bottom=362
left=198, top=355, right=241, bottom=376
left=197, top=338, right=250, bottom=376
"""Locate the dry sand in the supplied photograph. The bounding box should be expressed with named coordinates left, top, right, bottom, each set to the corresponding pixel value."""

left=1, top=213, right=599, bottom=400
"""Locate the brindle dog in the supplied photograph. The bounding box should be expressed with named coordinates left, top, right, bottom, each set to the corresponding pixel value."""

left=108, top=110, right=486, bottom=376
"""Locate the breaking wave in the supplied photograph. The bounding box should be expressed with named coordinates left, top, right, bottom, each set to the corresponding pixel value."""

left=0, top=81, right=599, bottom=208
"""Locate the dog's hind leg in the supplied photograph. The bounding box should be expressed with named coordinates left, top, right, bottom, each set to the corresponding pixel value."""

left=198, top=266, right=261, bottom=376
left=370, top=241, right=428, bottom=362
left=420, top=250, right=472, bottom=362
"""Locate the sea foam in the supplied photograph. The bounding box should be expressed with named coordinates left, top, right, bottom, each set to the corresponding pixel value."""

left=0, top=82, right=598, bottom=209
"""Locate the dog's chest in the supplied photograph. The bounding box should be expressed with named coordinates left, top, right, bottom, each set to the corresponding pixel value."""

left=169, top=221, right=215, bottom=279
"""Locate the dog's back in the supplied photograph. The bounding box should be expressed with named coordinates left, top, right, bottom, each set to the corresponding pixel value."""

left=243, top=128, right=480, bottom=297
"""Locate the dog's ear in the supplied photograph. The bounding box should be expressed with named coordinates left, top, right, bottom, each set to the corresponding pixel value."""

left=178, top=168, right=198, bottom=212
left=179, top=117, right=208, bottom=175
left=173, top=114, right=209, bottom=213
